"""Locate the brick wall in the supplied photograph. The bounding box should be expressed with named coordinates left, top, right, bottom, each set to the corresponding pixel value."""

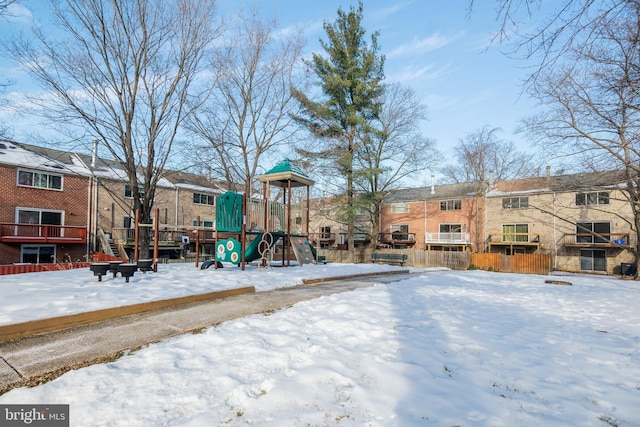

left=0, top=164, right=89, bottom=264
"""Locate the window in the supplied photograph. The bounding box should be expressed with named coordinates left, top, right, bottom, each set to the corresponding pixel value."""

left=580, top=249, right=606, bottom=271
left=502, top=224, right=529, bottom=242
left=354, top=225, right=368, bottom=240
left=17, top=169, right=62, bottom=190
left=576, top=192, right=609, bottom=206
left=17, top=209, right=62, bottom=226
left=193, top=192, right=215, bottom=205
left=502, top=197, right=529, bottom=209
left=505, top=247, right=526, bottom=255
left=439, top=224, right=462, bottom=242
left=440, top=199, right=461, bottom=211
left=16, top=209, right=63, bottom=238
left=391, top=203, right=408, bottom=213
left=21, top=245, right=56, bottom=264
left=319, top=226, right=332, bottom=248
left=576, top=222, right=611, bottom=244
left=192, top=219, right=214, bottom=228
left=391, top=224, right=410, bottom=240
left=124, top=184, right=145, bottom=199
left=439, top=224, right=462, bottom=233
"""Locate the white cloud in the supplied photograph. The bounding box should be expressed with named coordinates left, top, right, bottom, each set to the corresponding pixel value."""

left=4, top=2, right=34, bottom=26
left=371, top=0, right=413, bottom=21
left=388, top=32, right=463, bottom=58
left=388, top=63, right=452, bottom=85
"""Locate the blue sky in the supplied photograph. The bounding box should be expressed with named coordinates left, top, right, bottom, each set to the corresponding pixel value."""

left=219, top=0, right=541, bottom=165
left=1, top=0, right=541, bottom=179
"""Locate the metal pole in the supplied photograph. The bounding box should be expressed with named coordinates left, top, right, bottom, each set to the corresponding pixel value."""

left=287, top=180, right=292, bottom=266
left=153, top=208, right=159, bottom=272
left=241, top=193, right=246, bottom=271
left=195, top=215, right=200, bottom=268
left=134, top=209, right=140, bottom=262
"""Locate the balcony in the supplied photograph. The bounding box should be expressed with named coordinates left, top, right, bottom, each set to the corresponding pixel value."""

left=425, top=232, right=471, bottom=245
left=0, top=223, right=87, bottom=244
left=112, top=228, right=210, bottom=246
left=308, top=232, right=336, bottom=245
left=560, top=233, right=631, bottom=248
left=487, top=233, right=541, bottom=251
left=377, top=232, right=416, bottom=249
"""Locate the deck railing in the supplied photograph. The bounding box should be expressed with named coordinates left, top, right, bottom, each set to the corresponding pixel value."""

left=487, top=233, right=540, bottom=244
left=425, top=232, right=471, bottom=244
left=377, top=232, right=416, bottom=248
left=560, top=233, right=631, bottom=247
left=0, top=223, right=87, bottom=243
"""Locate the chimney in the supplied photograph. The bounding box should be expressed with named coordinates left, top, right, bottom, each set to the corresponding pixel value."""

left=546, top=165, right=551, bottom=178
left=430, top=175, right=435, bottom=195
left=91, top=140, right=98, bottom=169
left=489, top=170, right=494, bottom=188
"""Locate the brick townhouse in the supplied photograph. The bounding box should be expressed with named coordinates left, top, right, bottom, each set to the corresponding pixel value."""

left=3, top=140, right=636, bottom=274
left=0, top=141, right=226, bottom=264
left=379, top=181, right=485, bottom=252
left=309, top=170, right=635, bottom=275
left=0, top=141, right=89, bottom=264
left=486, top=170, right=635, bottom=275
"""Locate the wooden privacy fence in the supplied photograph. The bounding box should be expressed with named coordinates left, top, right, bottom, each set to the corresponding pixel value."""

left=471, top=253, right=551, bottom=275
left=320, top=248, right=471, bottom=270
left=317, top=248, right=551, bottom=275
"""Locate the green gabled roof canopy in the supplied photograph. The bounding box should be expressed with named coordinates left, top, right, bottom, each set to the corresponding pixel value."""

left=258, top=158, right=314, bottom=188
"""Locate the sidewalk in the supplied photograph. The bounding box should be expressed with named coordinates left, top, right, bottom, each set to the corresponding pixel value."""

left=0, top=271, right=410, bottom=394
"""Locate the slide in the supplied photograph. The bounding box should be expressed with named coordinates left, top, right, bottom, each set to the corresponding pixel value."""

left=243, top=231, right=284, bottom=263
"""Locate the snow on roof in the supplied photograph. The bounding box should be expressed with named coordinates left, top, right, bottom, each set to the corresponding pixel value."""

left=486, top=188, right=552, bottom=197
left=0, top=141, right=84, bottom=175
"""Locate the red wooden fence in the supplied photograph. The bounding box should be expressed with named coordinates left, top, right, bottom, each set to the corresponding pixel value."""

left=0, top=253, right=127, bottom=276
left=91, top=252, right=128, bottom=262
left=0, top=262, right=91, bottom=276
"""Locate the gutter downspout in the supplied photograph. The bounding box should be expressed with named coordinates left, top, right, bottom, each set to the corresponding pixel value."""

left=553, top=191, right=558, bottom=271
left=91, top=140, right=99, bottom=254
left=87, top=174, right=93, bottom=259
left=175, top=187, right=179, bottom=231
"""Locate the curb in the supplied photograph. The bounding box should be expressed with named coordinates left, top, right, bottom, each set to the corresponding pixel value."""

left=0, top=286, right=255, bottom=343
left=302, top=269, right=411, bottom=285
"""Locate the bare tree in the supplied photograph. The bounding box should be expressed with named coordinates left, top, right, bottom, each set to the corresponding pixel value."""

left=355, top=82, right=441, bottom=247
left=474, top=0, right=628, bottom=87
left=523, top=3, right=640, bottom=274
left=441, top=126, right=534, bottom=184
left=7, top=0, right=221, bottom=257
left=0, top=0, right=17, bottom=138
left=441, top=126, right=535, bottom=252
left=186, top=9, right=305, bottom=199
left=0, top=0, right=16, bottom=16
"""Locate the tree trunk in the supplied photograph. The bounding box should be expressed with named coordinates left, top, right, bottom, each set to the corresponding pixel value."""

left=347, top=170, right=355, bottom=263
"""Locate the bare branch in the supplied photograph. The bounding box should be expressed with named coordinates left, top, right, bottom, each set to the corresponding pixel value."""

left=185, top=7, right=305, bottom=198
left=7, top=0, right=222, bottom=256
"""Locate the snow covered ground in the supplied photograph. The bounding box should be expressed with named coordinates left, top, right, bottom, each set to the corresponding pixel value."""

left=1, top=263, right=639, bottom=426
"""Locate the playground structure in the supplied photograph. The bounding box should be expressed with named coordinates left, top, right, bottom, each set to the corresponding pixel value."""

left=114, top=159, right=316, bottom=270
left=209, top=159, right=317, bottom=269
